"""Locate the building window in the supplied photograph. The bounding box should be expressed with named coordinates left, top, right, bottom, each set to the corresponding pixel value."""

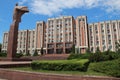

left=101, top=24, right=104, bottom=29
left=40, top=24, right=42, bottom=26
left=119, top=22, right=120, bottom=28
left=108, top=46, right=112, bottom=50
left=91, top=41, right=93, bottom=46
left=103, top=46, right=106, bottom=51
left=89, top=26, right=92, bottom=31
left=107, top=23, right=109, bottom=29
left=82, top=18, right=84, bottom=21
left=107, top=30, right=110, bottom=33
left=96, top=36, right=98, bottom=40
left=102, top=35, right=104, bottom=39
left=102, top=30, right=104, bottom=33
left=95, top=25, right=97, bottom=30
left=79, top=19, right=81, bottom=22
left=96, top=31, right=98, bottom=33
left=114, top=34, right=117, bottom=39
left=96, top=41, right=99, bottom=45
left=108, top=40, right=111, bottom=44
left=102, top=40, right=105, bottom=45
left=113, top=23, right=115, bottom=28
left=108, top=35, right=111, bottom=39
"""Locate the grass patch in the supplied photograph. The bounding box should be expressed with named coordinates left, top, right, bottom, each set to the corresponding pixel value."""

left=9, top=59, right=120, bottom=77
left=10, top=67, right=108, bottom=76
left=9, top=59, right=108, bottom=77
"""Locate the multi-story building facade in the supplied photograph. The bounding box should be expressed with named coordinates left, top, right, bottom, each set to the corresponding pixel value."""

left=46, top=16, right=74, bottom=54
left=35, top=21, right=46, bottom=54
left=2, top=30, right=36, bottom=55
left=75, top=16, right=89, bottom=53
left=2, top=32, right=8, bottom=52
left=88, top=20, right=120, bottom=52
left=2, top=16, right=120, bottom=54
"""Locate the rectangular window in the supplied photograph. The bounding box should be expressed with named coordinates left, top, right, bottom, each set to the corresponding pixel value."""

left=79, top=19, right=81, bottom=22
left=107, top=23, right=109, bottom=29
left=95, top=25, right=97, bottom=30
left=108, top=35, right=111, bottom=39
left=113, top=23, right=116, bottom=29
left=108, top=40, right=111, bottom=44
left=96, top=41, right=99, bottom=45
left=82, top=18, right=84, bottom=21
left=102, top=35, right=104, bottom=39
left=102, top=40, right=105, bottom=45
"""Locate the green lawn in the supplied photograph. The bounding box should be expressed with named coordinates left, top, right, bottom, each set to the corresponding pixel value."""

left=10, top=66, right=108, bottom=76
left=10, top=59, right=109, bottom=77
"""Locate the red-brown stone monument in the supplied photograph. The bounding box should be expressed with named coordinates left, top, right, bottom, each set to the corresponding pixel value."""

left=6, top=4, right=30, bottom=61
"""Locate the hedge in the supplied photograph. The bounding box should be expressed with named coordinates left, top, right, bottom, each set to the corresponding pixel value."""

left=67, top=53, right=91, bottom=60
left=90, top=58, right=120, bottom=77
left=31, top=59, right=90, bottom=72
left=89, top=51, right=120, bottom=62
left=0, top=52, right=23, bottom=58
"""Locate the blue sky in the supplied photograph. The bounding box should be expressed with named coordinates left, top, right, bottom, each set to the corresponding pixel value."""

left=0, top=0, right=120, bottom=43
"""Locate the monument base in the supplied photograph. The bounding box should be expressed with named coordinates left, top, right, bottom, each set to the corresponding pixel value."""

left=0, top=58, right=32, bottom=61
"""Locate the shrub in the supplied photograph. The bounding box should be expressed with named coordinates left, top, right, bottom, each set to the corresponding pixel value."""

left=15, top=53, right=23, bottom=58
left=89, top=50, right=120, bottom=62
left=89, top=47, right=103, bottom=62
left=102, top=50, right=120, bottom=60
left=33, top=49, right=38, bottom=56
left=86, top=48, right=91, bottom=54
left=31, top=59, right=90, bottom=72
left=115, top=40, right=120, bottom=54
left=89, top=53, right=103, bottom=62
left=67, top=53, right=91, bottom=60
left=0, top=52, right=24, bottom=58
left=0, top=52, right=7, bottom=57
left=90, top=59, right=120, bottom=77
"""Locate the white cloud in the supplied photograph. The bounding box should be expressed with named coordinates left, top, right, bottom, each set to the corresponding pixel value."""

left=19, top=0, right=28, bottom=5
left=103, top=0, right=120, bottom=13
left=29, top=0, right=100, bottom=16
left=19, top=0, right=120, bottom=16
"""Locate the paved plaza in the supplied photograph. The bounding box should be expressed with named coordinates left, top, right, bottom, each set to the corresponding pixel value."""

left=0, top=61, right=31, bottom=65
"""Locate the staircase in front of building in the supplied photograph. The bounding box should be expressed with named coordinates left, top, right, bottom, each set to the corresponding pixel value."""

left=22, top=54, right=70, bottom=60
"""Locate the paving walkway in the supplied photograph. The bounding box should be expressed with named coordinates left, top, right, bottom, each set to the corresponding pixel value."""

left=0, top=68, right=119, bottom=80
left=0, top=61, right=31, bottom=68
left=0, top=61, right=31, bottom=65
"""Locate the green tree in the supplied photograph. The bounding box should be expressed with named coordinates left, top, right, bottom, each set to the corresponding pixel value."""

left=33, top=49, right=38, bottom=56
left=89, top=47, right=103, bottom=62
left=115, top=40, right=120, bottom=54
left=95, top=47, right=101, bottom=54
left=71, top=44, right=75, bottom=53
left=0, top=43, right=2, bottom=53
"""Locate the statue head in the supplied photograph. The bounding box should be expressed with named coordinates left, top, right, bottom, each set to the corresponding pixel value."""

left=15, top=6, right=29, bottom=13
left=13, top=3, right=29, bottom=22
